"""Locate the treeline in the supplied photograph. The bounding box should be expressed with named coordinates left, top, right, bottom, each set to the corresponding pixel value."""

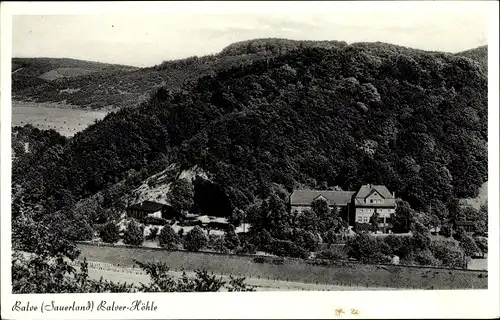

left=12, top=216, right=254, bottom=293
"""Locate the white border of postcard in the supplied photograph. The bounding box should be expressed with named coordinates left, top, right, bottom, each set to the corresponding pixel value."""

left=1, top=1, right=499, bottom=319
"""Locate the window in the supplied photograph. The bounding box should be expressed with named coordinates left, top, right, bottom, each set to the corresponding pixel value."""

left=370, top=199, right=373, bottom=203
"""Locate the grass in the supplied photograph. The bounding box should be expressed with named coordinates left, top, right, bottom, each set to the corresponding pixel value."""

left=77, top=243, right=487, bottom=290
left=12, top=101, right=108, bottom=137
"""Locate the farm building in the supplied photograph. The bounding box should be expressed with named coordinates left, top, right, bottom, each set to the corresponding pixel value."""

left=290, top=184, right=397, bottom=232
left=126, top=201, right=178, bottom=219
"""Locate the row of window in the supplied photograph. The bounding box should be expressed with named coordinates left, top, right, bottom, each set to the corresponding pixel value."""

left=356, top=216, right=391, bottom=223
left=368, top=199, right=383, bottom=204
left=356, top=216, right=370, bottom=223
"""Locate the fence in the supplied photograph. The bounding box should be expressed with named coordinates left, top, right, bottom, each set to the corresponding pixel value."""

left=75, top=242, right=488, bottom=290
left=70, top=259, right=408, bottom=291
left=76, top=240, right=488, bottom=272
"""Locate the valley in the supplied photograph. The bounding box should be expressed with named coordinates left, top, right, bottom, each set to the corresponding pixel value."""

left=12, top=101, right=108, bottom=137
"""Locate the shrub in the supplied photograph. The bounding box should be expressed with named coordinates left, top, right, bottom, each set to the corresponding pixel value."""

left=383, top=234, right=413, bottom=259
left=99, top=222, right=120, bottom=243
left=294, top=229, right=320, bottom=252
left=177, top=228, right=184, bottom=238
left=315, top=246, right=347, bottom=261
left=253, top=256, right=265, bottom=264
left=158, top=225, right=181, bottom=250
left=178, top=220, right=202, bottom=227
left=268, top=239, right=309, bottom=259
left=346, top=234, right=391, bottom=263
left=402, top=249, right=441, bottom=266
left=68, top=220, right=94, bottom=241
left=184, top=226, right=208, bottom=252
left=123, top=220, right=144, bottom=246
left=142, top=216, right=168, bottom=226
left=430, top=237, right=466, bottom=268
left=224, top=226, right=240, bottom=250
left=247, top=229, right=273, bottom=251
left=474, top=236, right=488, bottom=257
left=234, top=242, right=257, bottom=255
left=459, top=234, right=480, bottom=257
left=208, top=234, right=229, bottom=253
left=354, top=223, right=372, bottom=234
left=410, top=221, right=431, bottom=251
left=146, top=226, right=159, bottom=241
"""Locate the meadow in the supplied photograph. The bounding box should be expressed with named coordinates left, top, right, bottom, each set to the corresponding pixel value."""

left=12, top=101, right=108, bottom=137
left=78, top=243, right=488, bottom=290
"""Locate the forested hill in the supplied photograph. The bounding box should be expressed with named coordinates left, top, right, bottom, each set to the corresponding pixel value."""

left=11, top=39, right=348, bottom=110
left=13, top=38, right=486, bottom=111
left=13, top=42, right=487, bottom=227
left=456, top=45, right=488, bottom=75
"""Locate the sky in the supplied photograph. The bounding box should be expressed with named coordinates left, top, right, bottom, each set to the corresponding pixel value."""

left=11, top=2, right=492, bottom=67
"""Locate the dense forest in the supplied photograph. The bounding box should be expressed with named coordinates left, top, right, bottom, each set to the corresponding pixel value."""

left=12, top=41, right=488, bottom=225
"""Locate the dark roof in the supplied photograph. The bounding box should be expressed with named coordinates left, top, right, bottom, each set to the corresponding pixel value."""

left=455, top=221, right=475, bottom=226
left=355, top=184, right=394, bottom=199
left=127, top=201, right=165, bottom=212
left=290, top=190, right=355, bottom=206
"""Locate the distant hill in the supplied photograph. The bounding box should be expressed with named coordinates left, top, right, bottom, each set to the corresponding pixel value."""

left=456, top=45, right=488, bottom=74
left=10, top=39, right=344, bottom=110
left=12, top=41, right=487, bottom=225
left=219, top=38, right=348, bottom=56
left=12, top=57, right=138, bottom=80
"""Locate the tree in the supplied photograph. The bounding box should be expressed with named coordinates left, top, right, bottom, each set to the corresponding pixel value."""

left=430, top=237, right=466, bottom=268
left=474, top=236, right=488, bottom=258
left=346, top=234, right=391, bottom=263
left=391, top=199, right=412, bottom=233
left=459, top=234, right=480, bottom=257
left=177, top=228, right=184, bottom=238
left=158, top=225, right=181, bottom=250
left=123, top=220, right=144, bottom=246
left=410, top=221, right=431, bottom=251
left=99, top=222, right=120, bottom=243
left=370, top=210, right=380, bottom=232
left=167, top=178, right=194, bottom=214
left=184, top=226, right=208, bottom=252
left=146, top=227, right=159, bottom=241
left=208, top=234, right=229, bottom=253
left=224, top=224, right=240, bottom=250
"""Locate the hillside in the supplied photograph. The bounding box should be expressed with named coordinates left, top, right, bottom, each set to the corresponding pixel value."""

left=12, top=41, right=488, bottom=229
left=11, top=39, right=350, bottom=110
left=456, top=45, right=488, bottom=74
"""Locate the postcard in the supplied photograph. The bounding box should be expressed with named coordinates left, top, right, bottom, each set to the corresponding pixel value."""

left=1, top=1, right=498, bottom=319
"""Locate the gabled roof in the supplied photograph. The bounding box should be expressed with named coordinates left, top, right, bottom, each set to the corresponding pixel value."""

left=290, top=190, right=355, bottom=206
left=355, top=184, right=394, bottom=199
left=353, top=184, right=396, bottom=207
left=127, top=201, right=165, bottom=212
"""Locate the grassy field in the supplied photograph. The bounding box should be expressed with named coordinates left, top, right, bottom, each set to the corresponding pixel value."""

left=80, top=262, right=399, bottom=292
left=78, top=243, right=487, bottom=290
left=12, top=101, right=108, bottom=136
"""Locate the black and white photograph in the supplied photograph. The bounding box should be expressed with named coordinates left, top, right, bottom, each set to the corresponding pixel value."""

left=1, top=1, right=499, bottom=319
